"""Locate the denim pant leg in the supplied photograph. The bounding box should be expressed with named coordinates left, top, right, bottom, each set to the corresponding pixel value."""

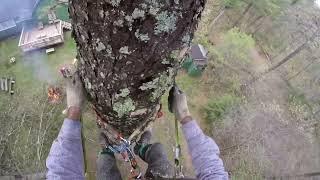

left=96, top=153, right=122, bottom=180
left=144, top=143, right=174, bottom=178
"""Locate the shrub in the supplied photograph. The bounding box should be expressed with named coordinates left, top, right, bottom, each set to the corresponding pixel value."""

left=181, top=56, right=193, bottom=69
left=181, top=56, right=203, bottom=77
left=204, top=94, right=239, bottom=123
left=187, top=63, right=202, bottom=77
left=213, top=28, right=255, bottom=67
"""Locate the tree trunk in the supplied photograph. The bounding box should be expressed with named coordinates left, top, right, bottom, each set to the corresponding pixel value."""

left=242, top=39, right=310, bottom=88
left=209, top=8, right=225, bottom=30
left=264, top=41, right=308, bottom=74
left=288, top=58, right=319, bottom=81
left=232, top=3, right=253, bottom=28
left=69, top=0, right=206, bottom=138
left=247, top=15, right=263, bottom=31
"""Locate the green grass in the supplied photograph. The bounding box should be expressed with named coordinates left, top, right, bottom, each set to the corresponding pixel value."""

left=204, top=94, right=240, bottom=124
left=35, top=0, right=70, bottom=24
left=0, top=31, right=77, bottom=175
left=231, top=159, right=264, bottom=180
left=0, top=32, right=76, bottom=97
left=175, top=72, right=202, bottom=96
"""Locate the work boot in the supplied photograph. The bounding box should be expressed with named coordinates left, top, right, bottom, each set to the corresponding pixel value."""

left=134, top=130, right=152, bottom=160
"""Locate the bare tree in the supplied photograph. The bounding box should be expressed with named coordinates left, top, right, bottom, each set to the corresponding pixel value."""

left=0, top=90, right=65, bottom=176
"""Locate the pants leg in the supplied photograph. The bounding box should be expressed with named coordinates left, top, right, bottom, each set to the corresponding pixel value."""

left=144, top=143, right=174, bottom=178
left=96, top=153, right=122, bottom=180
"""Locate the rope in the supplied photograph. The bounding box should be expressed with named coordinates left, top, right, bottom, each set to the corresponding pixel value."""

left=174, top=117, right=184, bottom=178
left=80, top=117, right=88, bottom=176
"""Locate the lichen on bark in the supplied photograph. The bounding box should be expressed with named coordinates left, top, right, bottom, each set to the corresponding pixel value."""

left=69, top=0, right=206, bottom=137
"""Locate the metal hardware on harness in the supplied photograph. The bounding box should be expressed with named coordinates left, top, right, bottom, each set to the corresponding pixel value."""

left=107, top=136, right=142, bottom=179
left=93, top=106, right=142, bottom=179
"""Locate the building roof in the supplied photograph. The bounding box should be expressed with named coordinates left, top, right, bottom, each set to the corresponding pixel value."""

left=0, top=19, right=16, bottom=31
left=0, top=0, right=40, bottom=29
left=190, top=44, right=208, bottom=60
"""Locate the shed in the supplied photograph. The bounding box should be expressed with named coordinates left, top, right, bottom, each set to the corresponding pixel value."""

left=18, top=21, right=64, bottom=52
left=190, top=44, right=208, bottom=68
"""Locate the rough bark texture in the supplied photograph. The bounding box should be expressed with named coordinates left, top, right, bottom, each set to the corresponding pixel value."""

left=69, top=0, right=206, bottom=138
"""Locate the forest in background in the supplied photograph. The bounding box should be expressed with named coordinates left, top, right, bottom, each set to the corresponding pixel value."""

left=0, top=0, right=319, bottom=179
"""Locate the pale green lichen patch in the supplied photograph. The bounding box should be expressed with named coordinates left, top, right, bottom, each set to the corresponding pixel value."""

left=100, top=44, right=114, bottom=59
left=139, top=68, right=175, bottom=101
left=149, top=6, right=160, bottom=15
left=135, top=29, right=150, bottom=42
left=132, top=8, right=145, bottom=19
left=96, top=41, right=106, bottom=51
left=144, top=0, right=162, bottom=15
left=170, top=50, right=180, bottom=60
left=113, top=19, right=124, bottom=27
left=140, top=3, right=148, bottom=9
left=161, top=58, right=171, bottom=64
left=100, top=72, right=106, bottom=78
left=154, top=11, right=177, bottom=35
left=119, top=46, right=131, bottom=55
left=109, top=0, right=121, bottom=7
left=125, top=15, right=134, bottom=31
left=182, top=34, right=191, bottom=47
left=84, top=78, right=92, bottom=89
left=130, top=108, right=147, bottom=116
left=113, top=98, right=136, bottom=117
left=118, top=88, right=130, bottom=97
left=99, top=10, right=104, bottom=18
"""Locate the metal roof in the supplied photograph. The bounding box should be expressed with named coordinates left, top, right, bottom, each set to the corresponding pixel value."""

left=190, top=44, right=208, bottom=60
left=0, top=19, right=16, bottom=31
left=0, top=0, right=40, bottom=29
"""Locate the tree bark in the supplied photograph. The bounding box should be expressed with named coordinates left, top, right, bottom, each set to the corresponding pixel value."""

left=69, top=0, right=206, bottom=138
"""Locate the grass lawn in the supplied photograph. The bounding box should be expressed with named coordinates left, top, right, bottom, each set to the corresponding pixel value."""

left=35, top=0, right=70, bottom=24
left=0, top=31, right=81, bottom=175
left=0, top=31, right=76, bottom=96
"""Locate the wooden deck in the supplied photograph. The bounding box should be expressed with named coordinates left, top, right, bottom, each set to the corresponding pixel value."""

left=18, top=21, right=64, bottom=52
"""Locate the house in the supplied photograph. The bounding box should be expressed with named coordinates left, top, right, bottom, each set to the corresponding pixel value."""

left=0, top=0, right=41, bottom=39
left=190, top=44, right=208, bottom=69
left=18, top=21, right=64, bottom=52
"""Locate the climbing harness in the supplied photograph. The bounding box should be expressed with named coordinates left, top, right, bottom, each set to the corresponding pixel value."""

left=106, top=135, right=142, bottom=179
left=93, top=107, right=142, bottom=179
